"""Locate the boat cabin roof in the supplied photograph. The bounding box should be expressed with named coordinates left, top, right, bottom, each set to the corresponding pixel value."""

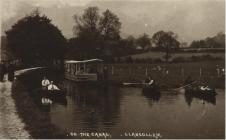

left=65, top=59, right=103, bottom=64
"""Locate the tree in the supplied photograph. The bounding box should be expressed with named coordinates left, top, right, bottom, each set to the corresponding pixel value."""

left=190, top=40, right=206, bottom=48
left=99, top=9, right=121, bottom=41
left=136, top=33, right=151, bottom=50
left=73, top=7, right=102, bottom=59
left=152, top=31, right=180, bottom=62
left=5, top=10, right=66, bottom=66
left=72, top=7, right=122, bottom=61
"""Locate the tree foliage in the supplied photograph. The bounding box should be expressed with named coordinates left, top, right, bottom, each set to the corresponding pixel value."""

left=6, top=10, right=66, bottom=65
left=152, top=31, right=180, bottom=62
left=190, top=32, right=225, bottom=48
left=99, top=9, right=121, bottom=41
left=72, top=7, right=121, bottom=61
left=136, top=33, right=151, bottom=50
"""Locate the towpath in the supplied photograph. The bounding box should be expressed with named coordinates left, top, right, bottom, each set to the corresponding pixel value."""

left=0, top=67, right=43, bottom=138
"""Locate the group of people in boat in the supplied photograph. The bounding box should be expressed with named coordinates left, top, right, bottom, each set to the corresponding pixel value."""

left=41, top=76, right=60, bottom=91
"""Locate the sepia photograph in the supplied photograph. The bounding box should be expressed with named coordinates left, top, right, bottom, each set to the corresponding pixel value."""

left=0, top=0, right=225, bottom=139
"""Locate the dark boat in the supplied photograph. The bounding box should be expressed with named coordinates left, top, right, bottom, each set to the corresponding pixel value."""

left=185, top=85, right=217, bottom=97
left=35, top=87, right=66, bottom=98
left=142, top=85, right=161, bottom=101
left=142, top=84, right=160, bottom=94
left=184, top=85, right=217, bottom=105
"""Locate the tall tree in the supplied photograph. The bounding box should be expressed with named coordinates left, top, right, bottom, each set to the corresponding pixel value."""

left=99, top=9, right=121, bottom=41
left=72, top=7, right=122, bottom=61
left=73, top=7, right=101, bottom=59
left=5, top=10, right=66, bottom=66
left=152, top=31, right=180, bottom=62
left=99, top=9, right=121, bottom=61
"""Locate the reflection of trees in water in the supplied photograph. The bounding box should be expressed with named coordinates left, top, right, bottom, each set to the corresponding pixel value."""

left=61, top=80, right=122, bottom=129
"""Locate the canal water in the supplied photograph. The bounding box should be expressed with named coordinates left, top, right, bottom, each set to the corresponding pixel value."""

left=19, top=73, right=225, bottom=139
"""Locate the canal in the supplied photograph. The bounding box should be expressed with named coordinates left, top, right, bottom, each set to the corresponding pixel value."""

left=17, top=72, right=225, bottom=139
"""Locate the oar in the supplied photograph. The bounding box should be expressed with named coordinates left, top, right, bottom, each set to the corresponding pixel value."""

left=173, top=80, right=198, bottom=90
left=122, top=82, right=144, bottom=86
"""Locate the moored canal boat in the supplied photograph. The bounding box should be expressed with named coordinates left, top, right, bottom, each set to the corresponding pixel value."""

left=64, top=59, right=104, bottom=82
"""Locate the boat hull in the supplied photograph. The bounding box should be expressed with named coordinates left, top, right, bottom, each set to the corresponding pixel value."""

left=142, top=85, right=160, bottom=94
left=185, top=86, right=217, bottom=97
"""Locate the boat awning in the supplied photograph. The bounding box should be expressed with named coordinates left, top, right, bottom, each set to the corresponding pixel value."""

left=65, top=59, right=103, bottom=64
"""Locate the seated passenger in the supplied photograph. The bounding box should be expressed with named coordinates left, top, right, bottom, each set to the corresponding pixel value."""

left=42, top=76, right=50, bottom=89
left=200, top=85, right=211, bottom=91
left=48, top=81, right=60, bottom=91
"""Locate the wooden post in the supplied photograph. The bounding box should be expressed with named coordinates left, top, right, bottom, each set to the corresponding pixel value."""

left=181, top=68, right=184, bottom=76
left=111, top=66, right=114, bottom=75
left=130, top=67, right=132, bottom=74
left=145, top=67, right=148, bottom=76
left=75, top=64, right=77, bottom=74
left=217, top=68, right=220, bottom=77
left=199, top=67, right=202, bottom=77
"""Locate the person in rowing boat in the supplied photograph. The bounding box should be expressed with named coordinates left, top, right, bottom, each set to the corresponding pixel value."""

left=144, top=76, right=155, bottom=87
left=184, top=76, right=193, bottom=85
left=48, top=81, right=60, bottom=91
left=42, top=76, right=50, bottom=90
left=199, top=83, right=211, bottom=91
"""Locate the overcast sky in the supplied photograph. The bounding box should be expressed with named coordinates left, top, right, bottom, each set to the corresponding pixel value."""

left=0, top=0, right=225, bottom=44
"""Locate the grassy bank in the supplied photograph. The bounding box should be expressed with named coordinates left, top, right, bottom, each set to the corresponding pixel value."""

left=11, top=72, right=69, bottom=138
left=129, top=51, right=225, bottom=60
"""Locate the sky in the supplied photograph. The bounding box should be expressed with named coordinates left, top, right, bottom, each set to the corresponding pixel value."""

left=0, top=0, right=225, bottom=44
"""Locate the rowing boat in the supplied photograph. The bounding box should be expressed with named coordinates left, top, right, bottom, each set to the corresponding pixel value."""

left=142, top=84, right=160, bottom=94
left=35, top=87, right=66, bottom=98
left=184, top=85, right=217, bottom=97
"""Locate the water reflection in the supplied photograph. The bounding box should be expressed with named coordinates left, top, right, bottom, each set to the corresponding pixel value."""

left=41, top=97, right=53, bottom=105
left=17, top=71, right=224, bottom=138
left=59, top=80, right=122, bottom=129
left=142, top=91, right=161, bottom=102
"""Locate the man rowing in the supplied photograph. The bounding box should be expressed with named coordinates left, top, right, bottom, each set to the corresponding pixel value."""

left=184, top=76, right=193, bottom=85
left=144, top=76, right=155, bottom=87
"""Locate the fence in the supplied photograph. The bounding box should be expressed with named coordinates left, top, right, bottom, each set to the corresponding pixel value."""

left=101, top=61, right=225, bottom=88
